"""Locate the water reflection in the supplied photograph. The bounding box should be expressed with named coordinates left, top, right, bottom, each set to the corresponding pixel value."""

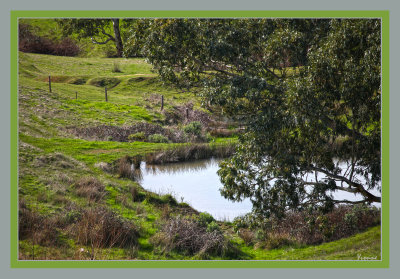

left=137, top=158, right=382, bottom=221
left=139, top=158, right=253, bottom=221
left=140, top=159, right=216, bottom=176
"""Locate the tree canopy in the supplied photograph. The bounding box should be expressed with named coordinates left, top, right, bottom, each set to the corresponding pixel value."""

left=126, top=18, right=381, bottom=218
left=57, top=18, right=125, bottom=57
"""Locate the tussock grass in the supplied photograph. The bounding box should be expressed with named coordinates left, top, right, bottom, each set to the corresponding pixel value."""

left=73, top=176, right=106, bottom=202
left=73, top=207, right=139, bottom=250
left=150, top=215, right=228, bottom=258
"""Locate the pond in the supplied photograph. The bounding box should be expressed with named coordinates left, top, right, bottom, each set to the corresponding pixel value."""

left=138, top=158, right=381, bottom=221
left=139, top=158, right=252, bottom=221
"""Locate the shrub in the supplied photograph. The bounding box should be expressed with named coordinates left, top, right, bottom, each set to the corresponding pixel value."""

left=18, top=206, right=68, bottom=247
left=264, top=234, right=295, bottom=250
left=128, top=132, right=146, bottom=142
left=18, top=23, right=80, bottom=56
left=112, top=61, right=123, bottom=73
left=183, top=121, right=203, bottom=137
left=206, top=221, right=221, bottom=233
left=237, top=205, right=381, bottom=247
left=148, top=133, right=169, bottom=143
left=238, top=229, right=255, bottom=246
left=151, top=215, right=226, bottom=257
left=52, top=38, right=80, bottom=56
left=161, top=194, right=178, bottom=206
left=197, top=212, right=215, bottom=228
left=73, top=207, right=139, bottom=249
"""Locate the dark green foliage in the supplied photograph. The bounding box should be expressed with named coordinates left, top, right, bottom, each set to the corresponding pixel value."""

left=134, top=18, right=382, bottom=217
left=206, top=221, right=221, bottom=233
left=197, top=212, right=215, bottom=227
left=148, top=133, right=170, bottom=143
left=128, top=132, right=146, bottom=142
left=183, top=121, right=203, bottom=138
left=56, top=18, right=125, bottom=57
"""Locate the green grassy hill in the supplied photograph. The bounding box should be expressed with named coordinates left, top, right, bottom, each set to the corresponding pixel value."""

left=17, top=52, right=381, bottom=261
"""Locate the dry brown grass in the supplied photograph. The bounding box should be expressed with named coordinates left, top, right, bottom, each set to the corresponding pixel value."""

left=151, top=215, right=227, bottom=257
left=72, top=207, right=139, bottom=259
left=73, top=177, right=106, bottom=202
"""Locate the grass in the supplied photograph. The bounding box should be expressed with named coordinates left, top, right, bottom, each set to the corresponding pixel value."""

left=17, top=49, right=381, bottom=261
left=235, top=226, right=381, bottom=260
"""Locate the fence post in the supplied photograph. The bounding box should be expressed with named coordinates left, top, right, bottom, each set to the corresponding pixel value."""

left=161, top=95, right=164, bottom=111
left=76, top=92, right=78, bottom=100
left=105, top=87, right=108, bottom=102
left=186, top=108, right=189, bottom=119
left=48, top=75, right=52, bottom=93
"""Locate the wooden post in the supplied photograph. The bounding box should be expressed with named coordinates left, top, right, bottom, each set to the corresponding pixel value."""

left=75, top=92, right=78, bottom=99
left=105, top=87, right=108, bottom=102
left=48, top=75, right=52, bottom=93
left=161, top=95, right=164, bottom=111
left=186, top=108, right=189, bottom=119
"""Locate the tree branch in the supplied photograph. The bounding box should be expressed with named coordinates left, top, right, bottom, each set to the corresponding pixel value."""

left=301, top=180, right=359, bottom=194
left=91, top=37, right=114, bottom=45
left=90, top=26, right=115, bottom=45
left=309, top=166, right=381, bottom=203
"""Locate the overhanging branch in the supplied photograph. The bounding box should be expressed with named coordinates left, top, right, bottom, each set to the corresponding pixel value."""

left=309, top=166, right=381, bottom=203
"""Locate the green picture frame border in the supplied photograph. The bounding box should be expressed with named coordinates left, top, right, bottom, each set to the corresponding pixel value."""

left=10, top=10, right=390, bottom=268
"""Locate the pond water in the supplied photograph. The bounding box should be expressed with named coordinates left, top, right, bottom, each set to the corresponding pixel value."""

left=138, top=158, right=381, bottom=221
left=139, top=158, right=252, bottom=221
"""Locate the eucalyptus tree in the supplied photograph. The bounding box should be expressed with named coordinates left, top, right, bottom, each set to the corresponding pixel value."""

left=128, top=18, right=381, bottom=218
left=57, top=18, right=125, bottom=57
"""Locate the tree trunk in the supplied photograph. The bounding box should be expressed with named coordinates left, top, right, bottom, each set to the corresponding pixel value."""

left=112, top=19, right=123, bottom=57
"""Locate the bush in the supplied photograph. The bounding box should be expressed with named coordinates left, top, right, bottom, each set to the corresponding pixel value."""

left=18, top=205, right=68, bottom=247
left=197, top=212, right=215, bottom=227
left=151, top=215, right=226, bottom=257
left=52, top=38, right=80, bottom=56
left=148, top=133, right=169, bottom=143
left=18, top=23, right=80, bottom=56
left=73, top=207, right=139, bottom=249
left=206, top=221, right=220, bottom=233
left=128, top=132, right=146, bottom=142
left=264, top=234, right=295, bottom=250
left=235, top=205, right=381, bottom=247
left=112, top=61, right=122, bottom=73
left=183, top=121, right=203, bottom=137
